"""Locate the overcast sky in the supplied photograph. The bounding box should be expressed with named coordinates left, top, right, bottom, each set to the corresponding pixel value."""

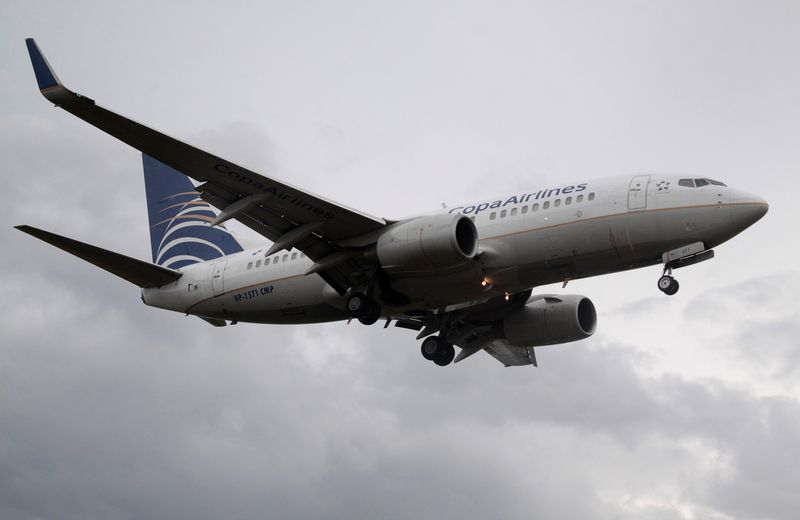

left=2, top=1, right=799, bottom=519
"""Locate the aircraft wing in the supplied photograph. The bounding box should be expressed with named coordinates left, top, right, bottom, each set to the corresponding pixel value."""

left=25, top=38, right=386, bottom=294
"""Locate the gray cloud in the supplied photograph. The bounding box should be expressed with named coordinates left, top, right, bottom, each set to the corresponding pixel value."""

left=2, top=1, right=799, bottom=519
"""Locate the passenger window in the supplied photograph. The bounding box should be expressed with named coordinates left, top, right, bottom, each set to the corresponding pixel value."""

left=521, top=206, right=528, bottom=214
left=678, top=179, right=695, bottom=187
left=554, top=199, right=561, bottom=207
left=577, top=194, right=583, bottom=203
left=247, top=262, right=253, bottom=270
left=255, top=260, right=261, bottom=268
left=291, top=253, right=297, bottom=260
left=490, top=212, right=496, bottom=220
left=301, top=253, right=305, bottom=258
left=470, top=216, right=475, bottom=222
left=282, top=254, right=288, bottom=262
left=565, top=196, right=572, bottom=205
left=588, top=193, right=595, bottom=201
left=273, top=257, right=279, bottom=264
left=695, top=178, right=710, bottom=187
left=500, top=210, right=507, bottom=218
left=543, top=201, right=550, bottom=210
left=532, top=203, right=539, bottom=212
left=511, top=207, right=517, bottom=216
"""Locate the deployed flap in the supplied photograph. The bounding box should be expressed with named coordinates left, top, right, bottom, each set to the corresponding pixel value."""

left=15, top=225, right=182, bottom=288
left=483, top=339, right=537, bottom=367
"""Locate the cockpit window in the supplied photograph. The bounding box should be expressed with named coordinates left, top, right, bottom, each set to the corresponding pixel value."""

left=679, top=178, right=726, bottom=188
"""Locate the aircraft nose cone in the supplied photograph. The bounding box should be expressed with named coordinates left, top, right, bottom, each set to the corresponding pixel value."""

left=730, top=192, right=769, bottom=229
left=753, top=197, right=769, bottom=219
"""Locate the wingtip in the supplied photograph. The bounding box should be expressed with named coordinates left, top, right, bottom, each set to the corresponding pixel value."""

left=25, top=38, right=61, bottom=91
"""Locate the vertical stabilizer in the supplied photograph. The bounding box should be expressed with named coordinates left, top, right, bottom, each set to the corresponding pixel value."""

left=143, top=154, right=244, bottom=269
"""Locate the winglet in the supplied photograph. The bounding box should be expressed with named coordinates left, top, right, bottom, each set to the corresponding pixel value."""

left=25, top=38, right=62, bottom=90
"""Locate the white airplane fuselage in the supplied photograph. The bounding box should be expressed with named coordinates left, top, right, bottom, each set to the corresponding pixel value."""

left=142, top=174, right=768, bottom=324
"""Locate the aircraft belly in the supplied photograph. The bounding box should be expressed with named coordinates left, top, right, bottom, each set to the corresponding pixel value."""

left=232, top=304, right=348, bottom=325
left=187, top=268, right=347, bottom=324
left=388, top=263, right=485, bottom=308
left=513, top=205, right=729, bottom=287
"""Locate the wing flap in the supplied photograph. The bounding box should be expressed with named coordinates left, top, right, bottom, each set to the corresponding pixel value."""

left=16, top=225, right=182, bottom=289
left=483, top=340, right=537, bottom=367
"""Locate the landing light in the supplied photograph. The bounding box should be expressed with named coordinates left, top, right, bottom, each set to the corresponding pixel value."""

left=504, top=293, right=511, bottom=301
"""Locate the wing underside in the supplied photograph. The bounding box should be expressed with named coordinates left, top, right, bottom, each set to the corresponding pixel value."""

left=403, top=290, right=540, bottom=367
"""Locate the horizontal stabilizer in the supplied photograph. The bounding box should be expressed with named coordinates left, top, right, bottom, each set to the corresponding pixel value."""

left=199, top=316, right=228, bottom=327
left=15, top=225, right=182, bottom=288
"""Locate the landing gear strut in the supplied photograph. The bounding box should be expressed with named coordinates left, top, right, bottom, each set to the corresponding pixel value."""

left=346, top=292, right=382, bottom=325
left=420, top=336, right=455, bottom=366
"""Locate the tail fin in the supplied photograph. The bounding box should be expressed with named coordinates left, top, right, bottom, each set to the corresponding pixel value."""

left=143, top=154, right=244, bottom=269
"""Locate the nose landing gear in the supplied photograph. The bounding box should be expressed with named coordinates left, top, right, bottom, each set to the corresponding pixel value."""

left=657, top=242, right=716, bottom=296
left=657, top=272, right=680, bottom=295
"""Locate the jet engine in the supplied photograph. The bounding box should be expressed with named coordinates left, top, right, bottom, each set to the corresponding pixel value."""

left=502, top=295, right=597, bottom=346
left=376, top=214, right=479, bottom=272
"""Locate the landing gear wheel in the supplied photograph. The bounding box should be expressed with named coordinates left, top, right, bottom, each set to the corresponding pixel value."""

left=357, top=303, right=381, bottom=325
left=433, top=343, right=455, bottom=366
left=665, top=279, right=679, bottom=295
left=420, top=336, right=441, bottom=361
left=657, top=275, right=679, bottom=295
left=420, top=336, right=455, bottom=366
left=346, top=293, right=371, bottom=319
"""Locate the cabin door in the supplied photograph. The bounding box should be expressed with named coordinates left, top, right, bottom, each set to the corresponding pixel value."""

left=211, top=259, right=227, bottom=296
left=627, top=175, right=650, bottom=211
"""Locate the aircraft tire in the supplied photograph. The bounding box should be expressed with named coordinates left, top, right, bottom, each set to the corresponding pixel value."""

left=665, top=279, right=680, bottom=295
left=657, top=275, right=674, bottom=292
left=357, top=303, right=381, bottom=325
left=421, top=336, right=441, bottom=361
left=433, top=343, right=455, bottom=366
left=346, top=293, right=371, bottom=318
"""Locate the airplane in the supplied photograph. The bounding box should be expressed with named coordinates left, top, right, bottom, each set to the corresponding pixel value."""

left=16, top=38, right=769, bottom=367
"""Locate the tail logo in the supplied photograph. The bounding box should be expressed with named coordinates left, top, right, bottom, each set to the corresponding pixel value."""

left=143, top=154, right=243, bottom=269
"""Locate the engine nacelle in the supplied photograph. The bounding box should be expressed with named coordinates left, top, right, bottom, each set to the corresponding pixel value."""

left=376, top=214, right=479, bottom=272
left=502, top=295, right=597, bottom=346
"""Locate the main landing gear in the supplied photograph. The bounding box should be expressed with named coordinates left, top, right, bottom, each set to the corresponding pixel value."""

left=346, top=292, right=382, bottom=325
left=420, top=336, right=455, bottom=366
